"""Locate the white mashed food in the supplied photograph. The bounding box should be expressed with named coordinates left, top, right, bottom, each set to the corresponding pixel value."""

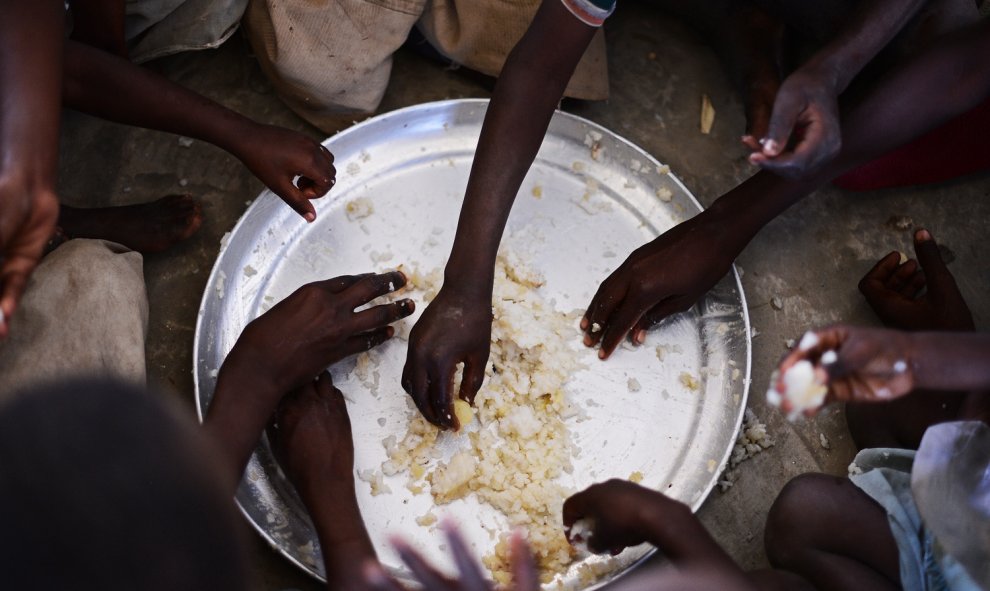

left=766, top=360, right=828, bottom=420
left=383, top=252, right=584, bottom=585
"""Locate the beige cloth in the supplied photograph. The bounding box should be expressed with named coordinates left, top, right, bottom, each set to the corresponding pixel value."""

left=0, top=240, right=148, bottom=402
left=243, top=0, right=609, bottom=131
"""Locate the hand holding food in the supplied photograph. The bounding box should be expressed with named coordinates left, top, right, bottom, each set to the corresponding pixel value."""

left=747, top=68, right=841, bottom=179
left=563, top=479, right=676, bottom=556
left=232, top=124, right=336, bottom=222
left=402, top=286, right=493, bottom=429
left=768, top=325, right=918, bottom=419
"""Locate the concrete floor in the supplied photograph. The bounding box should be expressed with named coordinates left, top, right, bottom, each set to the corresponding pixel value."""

left=57, top=5, right=989, bottom=589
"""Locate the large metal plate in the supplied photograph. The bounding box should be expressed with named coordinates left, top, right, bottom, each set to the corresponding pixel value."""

left=194, top=99, right=751, bottom=589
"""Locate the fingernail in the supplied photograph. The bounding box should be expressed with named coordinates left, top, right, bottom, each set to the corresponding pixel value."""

left=598, top=349, right=607, bottom=360
left=635, top=329, right=646, bottom=344
left=305, top=212, right=316, bottom=223
left=402, top=299, right=416, bottom=312
left=580, top=317, right=589, bottom=330
left=916, top=228, right=932, bottom=242
left=385, top=326, right=395, bottom=338
left=748, top=153, right=762, bottom=165
left=583, top=335, right=593, bottom=347
left=763, top=140, right=778, bottom=154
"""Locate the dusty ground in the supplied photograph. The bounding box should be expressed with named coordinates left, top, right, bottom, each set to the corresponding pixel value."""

left=57, top=5, right=989, bottom=589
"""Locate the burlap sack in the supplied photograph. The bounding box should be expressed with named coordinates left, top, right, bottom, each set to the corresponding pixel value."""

left=0, top=240, right=148, bottom=400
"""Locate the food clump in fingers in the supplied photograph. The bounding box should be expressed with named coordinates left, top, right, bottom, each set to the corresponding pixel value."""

left=767, top=332, right=832, bottom=420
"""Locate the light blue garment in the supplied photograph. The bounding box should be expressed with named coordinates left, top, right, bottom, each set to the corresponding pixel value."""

left=850, top=422, right=987, bottom=591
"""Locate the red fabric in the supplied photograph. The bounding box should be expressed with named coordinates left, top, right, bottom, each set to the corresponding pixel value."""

left=834, top=97, right=990, bottom=191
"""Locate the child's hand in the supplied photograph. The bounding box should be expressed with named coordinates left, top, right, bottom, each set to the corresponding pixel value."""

left=774, top=325, right=917, bottom=415
left=364, top=521, right=539, bottom=591
left=0, top=177, right=59, bottom=337
left=233, top=124, right=336, bottom=221
left=747, top=68, right=841, bottom=179
left=582, top=211, right=738, bottom=359
left=402, top=286, right=492, bottom=430
left=563, top=479, right=677, bottom=555
left=268, top=371, right=354, bottom=489
left=224, top=271, right=413, bottom=395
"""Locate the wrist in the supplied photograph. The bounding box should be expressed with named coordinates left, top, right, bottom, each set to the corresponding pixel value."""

left=441, top=262, right=495, bottom=299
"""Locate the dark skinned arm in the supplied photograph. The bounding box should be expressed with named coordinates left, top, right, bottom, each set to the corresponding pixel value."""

left=269, top=373, right=377, bottom=591
left=0, top=0, right=64, bottom=336
left=777, top=326, right=990, bottom=411
left=584, top=20, right=990, bottom=358
left=203, top=271, right=412, bottom=485
left=750, top=0, right=930, bottom=176
left=61, top=40, right=334, bottom=220
left=402, top=0, right=597, bottom=429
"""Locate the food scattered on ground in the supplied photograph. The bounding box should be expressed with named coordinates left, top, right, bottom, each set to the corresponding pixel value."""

left=718, top=409, right=774, bottom=491
left=700, top=94, right=716, bottom=134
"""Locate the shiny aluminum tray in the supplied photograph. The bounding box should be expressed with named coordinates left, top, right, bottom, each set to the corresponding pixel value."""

left=194, top=99, right=751, bottom=589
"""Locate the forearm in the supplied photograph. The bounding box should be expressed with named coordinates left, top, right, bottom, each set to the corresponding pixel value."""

left=709, top=20, right=990, bottom=243
left=640, top=500, right=737, bottom=569
left=62, top=40, right=256, bottom=153
left=299, top=476, right=377, bottom=590
left=0, top=0, right=65, bottom=183
left=910, top=332, right=990, bottom=392
left=203, top=362, right=283, bottom=488
left=445, top=1, right=596, bottom=286
left=802, top=0, right=927, bottom=93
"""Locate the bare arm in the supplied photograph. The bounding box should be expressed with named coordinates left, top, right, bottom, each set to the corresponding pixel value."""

left=585, top=19, right=990, bottom=356
left=402, top=0, right=597, bottom=428
left=203, top=272, right=411, bottom=485
left=62, top=40, right=335, bottom=220
left=752, top=0, right=932, bottom=175
left=0, top=0, right=65, bottom=334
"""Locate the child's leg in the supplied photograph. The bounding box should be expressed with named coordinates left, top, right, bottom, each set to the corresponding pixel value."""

left=58, top=195, right=203, bottom=254
left=847, top=229, right=975, bottom=449
left=765, top=473, right=901, bottom=591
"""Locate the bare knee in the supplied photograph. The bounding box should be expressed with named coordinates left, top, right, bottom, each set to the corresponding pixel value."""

left=765, top=473, right=844, bottom=569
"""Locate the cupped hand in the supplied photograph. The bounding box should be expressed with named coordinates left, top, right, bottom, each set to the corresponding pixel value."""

left=269, top=371, right=354, bottom=488
left=859, top=229, right=973, bottom=332
left=748, top=68, right=841, bottom=179
left=233, top=124, right=336, bottom=221
left=775, top=325, right=917, bottom=413
left=225, top=271, right=413, bottom=394
left=363, top=522, right=539, bottom=591
left=563, top=479, right=677, bottom=555
left=0, top=175, right=59, bottom=337
left=402, top=286, right=492, bottom=429
left=581, top=211, right=739, bottom=359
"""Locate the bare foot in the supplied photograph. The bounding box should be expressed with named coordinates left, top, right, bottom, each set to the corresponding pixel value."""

left=848, top=228, right=974, bottom=449
left=857, top=228, right=973, bottom=332
left=58, top=194, right=203, bottom=254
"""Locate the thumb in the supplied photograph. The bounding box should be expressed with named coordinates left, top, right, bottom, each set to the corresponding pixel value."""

left=913, top=228, right=952, bottom=292
left=761, top=87, right=803, bottom=157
